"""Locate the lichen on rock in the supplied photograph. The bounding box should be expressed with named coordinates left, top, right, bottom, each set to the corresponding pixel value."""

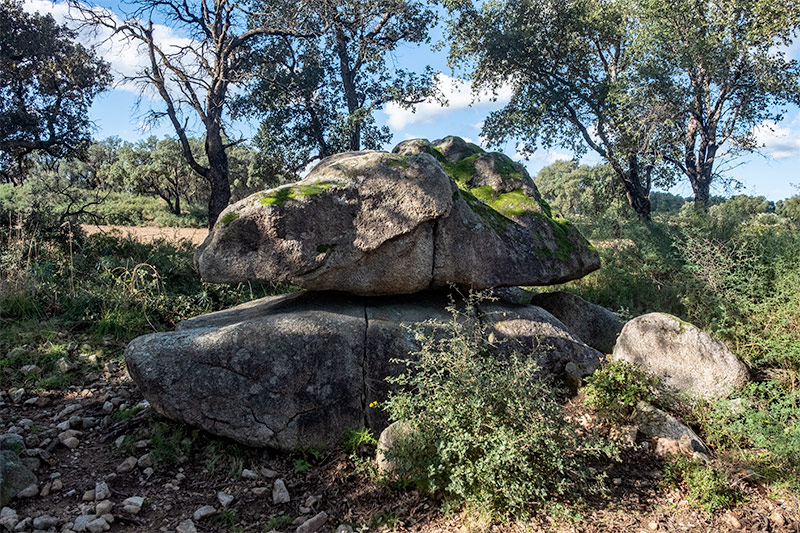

left=196, top=137, right=599, bottom=295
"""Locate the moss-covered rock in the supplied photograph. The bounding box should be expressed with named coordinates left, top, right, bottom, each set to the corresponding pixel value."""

left=196, top=140, right=599, bottom=294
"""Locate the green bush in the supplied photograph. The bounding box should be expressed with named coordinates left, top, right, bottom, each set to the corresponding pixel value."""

left=583, top=360, right=658, bottom=421
left=0, top=227, right=290, bottom=389
left=383, top=294, right=618, bottom=520
left=691, top=382, right=800, bottom=489
left=663, top=456, right=743, bottom=513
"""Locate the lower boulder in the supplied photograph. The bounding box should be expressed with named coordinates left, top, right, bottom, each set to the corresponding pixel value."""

left=125, top=291, right=602, bottom=450
left=530, top=291, right=624, bottom=354
left=612, top=313, right=748, bottom=400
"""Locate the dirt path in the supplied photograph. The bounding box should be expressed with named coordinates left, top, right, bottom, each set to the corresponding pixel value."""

left=81, top=225, right=208, bottom=246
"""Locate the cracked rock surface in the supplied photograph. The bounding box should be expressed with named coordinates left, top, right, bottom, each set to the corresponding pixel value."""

left=125, top=291, right=603, bottom=450
left=195, top=140, right=599, bottom=295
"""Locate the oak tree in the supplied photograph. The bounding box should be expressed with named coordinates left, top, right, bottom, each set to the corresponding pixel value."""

left=70, top=0, right=321, bottom=226
left=243, top=0, right=438, bottom=175
left=0, top=0, right=110, bottom=184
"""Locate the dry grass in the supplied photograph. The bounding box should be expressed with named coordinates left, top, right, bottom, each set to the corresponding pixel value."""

left=81, top=224, right=208, bottom=246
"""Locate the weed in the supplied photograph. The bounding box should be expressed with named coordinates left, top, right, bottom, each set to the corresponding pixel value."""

left=212, top=508, right=238, bottom=527
left=342, top=427, right=377, bottom=455
left=583, top=360, right=659, bottom=421
left=113, top=404, right=144, bottom=422
left=264, top=515, right=293, bottom=531
left=202, top=440, right=245, bottom=477
left=371, top=510, right=402, bottom=529
left=663, top=456, right=744, bottom=513
left=293, top=459, right=312, bottom=473
left=150, top=421, right=195, bottom=469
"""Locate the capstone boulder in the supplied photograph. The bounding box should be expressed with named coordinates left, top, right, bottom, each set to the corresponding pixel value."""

left=195, top=138, right=599, bottom=295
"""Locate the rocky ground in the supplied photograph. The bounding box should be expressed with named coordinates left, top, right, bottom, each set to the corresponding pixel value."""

left=2, top=359, right=798, bottom=533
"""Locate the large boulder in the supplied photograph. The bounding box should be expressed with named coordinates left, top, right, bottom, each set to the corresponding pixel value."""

left=612, top=313, right=749, bottom=399
left=195, top=139, right=599, bottom=295
left=125, top=291, right=603, bottom=450
left=530, top=291, right=624, bottom=354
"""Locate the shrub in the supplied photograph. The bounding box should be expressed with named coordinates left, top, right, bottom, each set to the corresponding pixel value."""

left=583, top=360, right=658, bottom=421
left=383, top=293, right=618, bottom=520
left=691, top=382, right=800, bottom=489
left=663, top=456, right=743, bottom=513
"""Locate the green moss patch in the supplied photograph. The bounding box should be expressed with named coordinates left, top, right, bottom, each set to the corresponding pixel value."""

left=259, top=182, right=336, bottom=206
left=460, top=189, right=513, bottom=233
left=386, top=155, right=410, bottom=169
left=549, top=217, right=577, bottom=262
left=316, top=244, right=334, bottom=254
left=439, top=154, right=480, bottom=184
left=218, top=211, right=239, bottom=226
left=488, top=189, right=545, bottom=219
left=489, top=152, right=525, bottom=182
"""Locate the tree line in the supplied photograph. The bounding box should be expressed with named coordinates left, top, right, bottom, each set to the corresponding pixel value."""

left=2, top=0, right=799, bottom=226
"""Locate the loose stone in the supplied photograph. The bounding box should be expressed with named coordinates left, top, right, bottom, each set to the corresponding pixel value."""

left=192, top=505, right=216, bottom=521
left=272, top=479, right=290, bottom=504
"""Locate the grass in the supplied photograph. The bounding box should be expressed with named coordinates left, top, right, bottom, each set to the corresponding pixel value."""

left=264, top=515, right=293, bottom=531
left=0, top=223, right=290, bottom=391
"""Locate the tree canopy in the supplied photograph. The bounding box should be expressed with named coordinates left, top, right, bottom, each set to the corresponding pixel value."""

left=443, top=0, right=800, bottom=218
left=444, top=0, right=669, bottom=219
left=0, top=0, right=111, bottom=184
left=242, top=0, right=438, bottom=176
left=69, top=0, right=323, bottom=227
left=637, top=0, right=800, bottom=206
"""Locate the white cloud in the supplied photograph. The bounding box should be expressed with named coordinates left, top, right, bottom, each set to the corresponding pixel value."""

left=384, top=74, right=513, bottom=131
left=23, top=0, right=197, bottom=95
left=752, top=120, right=800, bottom=160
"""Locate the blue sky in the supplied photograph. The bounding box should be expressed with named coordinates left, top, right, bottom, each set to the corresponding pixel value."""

left=24, top=0, right=800, bottom=202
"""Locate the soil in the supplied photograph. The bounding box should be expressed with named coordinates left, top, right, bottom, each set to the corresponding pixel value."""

left=80, top=225, right=208, bottom=247
left=2, top=366, right=798, bottom=533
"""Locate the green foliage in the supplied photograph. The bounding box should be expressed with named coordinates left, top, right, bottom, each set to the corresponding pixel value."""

left=383, top=293, right=618, bottom=520
left=583, top=361, right=658, bottom=421
left=444, top=0, right=669, bottom=218
left=663, top=456, right=744, bottom=513
left=292, top=447, right=323, bottom=473
left=150, top=422, right=196, bottom=469
left=264, top=515, right=293, bottom=531
left=113, top=404, right=145, bottom=422
left=342, top=428, right=378, bottom=455
left=370, top=511, right=402, bottom=529
left=551, top=188, right=800, bottom=493
left=212, top=509, right=237, bottom=527
left=244, top=0, right=437, bottom=174
left=636, top=0, right=800, bottom=204
left=202, top=439, right=245, bottom=477
left=114, top=136, right=207, bottom=216
left=534, top=161, right=635, bottom=237
left=0, top=226, right=289, bottom=389
left=0, top=0, right=111, bottom=182
left=691, top=382, right=800, bottom=488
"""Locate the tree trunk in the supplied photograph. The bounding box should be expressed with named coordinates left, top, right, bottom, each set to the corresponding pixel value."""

left=691, top=174, right=711, bottom=208
left=335, top=28, right=361, bottom=151
left=621, top=179, right=652, bottom=221
left=205, top=122, right=231, bottom=228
